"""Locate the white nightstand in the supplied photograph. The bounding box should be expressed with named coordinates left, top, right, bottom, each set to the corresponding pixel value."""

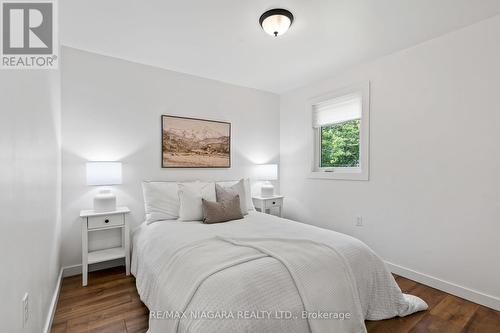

left=252, top=195, right=284, bottom=217
left=80, top=206, right=131, bottom=286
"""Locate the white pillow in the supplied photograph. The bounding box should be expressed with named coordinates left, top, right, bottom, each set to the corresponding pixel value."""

left=178, top=181, right=216, bottom=221
left=216, top=178, right=255, bottom=211
left=244, top=178, right=255, bottom=211
left=142, top=181, right=180, bottom=224
left=216, top=179, right=248, bottom=215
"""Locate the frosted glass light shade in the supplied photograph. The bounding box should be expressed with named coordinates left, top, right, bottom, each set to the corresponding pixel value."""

left=255, top=164, right=278, bottom=181
left=86, top=162, right=122, bottom=186
left=259, top=9, right=294, bottom=37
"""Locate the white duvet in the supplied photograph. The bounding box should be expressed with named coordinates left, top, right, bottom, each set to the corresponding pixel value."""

left=132, top=211, right=427, bottom=333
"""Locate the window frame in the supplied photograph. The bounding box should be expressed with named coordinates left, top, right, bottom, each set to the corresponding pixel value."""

left=310, top=82, right=370, bottom=181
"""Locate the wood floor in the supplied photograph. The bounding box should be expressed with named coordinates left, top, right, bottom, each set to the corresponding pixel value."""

left=51, top=266, right=500, bottom=333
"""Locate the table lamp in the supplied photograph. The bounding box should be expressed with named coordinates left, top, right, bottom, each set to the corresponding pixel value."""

left=255, top=164, right=278, bottom=197
left=86, top=161, right=122, bottom=212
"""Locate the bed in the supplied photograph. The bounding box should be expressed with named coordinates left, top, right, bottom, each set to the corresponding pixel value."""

left=131, top=209, right=427, bottom=333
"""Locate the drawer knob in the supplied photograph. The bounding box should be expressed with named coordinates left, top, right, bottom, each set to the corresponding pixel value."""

left=104, top=219, right=110, bottom=223
left=272, top=201, right=276, bottom=205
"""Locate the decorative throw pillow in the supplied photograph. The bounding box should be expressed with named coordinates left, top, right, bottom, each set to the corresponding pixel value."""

left=215, top=179, right=248, bottom=215
left=178, top=181, right=216, bottom=221
left=142, top=181, right=180, bottom=224
left=202, top=196, right=244, bottom=224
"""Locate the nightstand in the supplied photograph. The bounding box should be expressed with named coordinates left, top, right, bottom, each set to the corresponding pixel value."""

left=252, top=195, right=284, bottom=217
left=80, top=206, right=131, bottom=286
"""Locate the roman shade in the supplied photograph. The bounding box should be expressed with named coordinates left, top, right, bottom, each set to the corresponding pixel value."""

left=312, top=93, right=362, bottom=128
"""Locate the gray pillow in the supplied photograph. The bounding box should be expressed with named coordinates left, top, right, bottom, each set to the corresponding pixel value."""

left=202, top=195, right=244, bottom=224
left=215, top=180, right=248, bottom=215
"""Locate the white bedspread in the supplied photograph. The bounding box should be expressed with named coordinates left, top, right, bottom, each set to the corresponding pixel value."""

left=132, top=211, right=427, bottom=333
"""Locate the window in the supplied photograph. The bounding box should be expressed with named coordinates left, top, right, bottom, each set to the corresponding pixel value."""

left=311, top=82, right=369, bottom=180
left=321, top=119, right=360, bottom=168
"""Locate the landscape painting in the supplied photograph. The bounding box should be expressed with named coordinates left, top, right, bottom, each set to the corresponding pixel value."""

left=162, top=115, right=231, bottom=168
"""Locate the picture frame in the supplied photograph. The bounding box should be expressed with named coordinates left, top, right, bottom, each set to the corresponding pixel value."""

left=161, top=115, right=231, bottom=168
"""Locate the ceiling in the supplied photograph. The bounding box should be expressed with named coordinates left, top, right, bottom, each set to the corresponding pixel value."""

left=61, top=0, right=500, bottom=93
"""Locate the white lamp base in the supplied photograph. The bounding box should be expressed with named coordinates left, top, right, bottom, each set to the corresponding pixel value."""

left=261, top=181, right=275, bottom=197
left=93, top=189, right=117, bottom=212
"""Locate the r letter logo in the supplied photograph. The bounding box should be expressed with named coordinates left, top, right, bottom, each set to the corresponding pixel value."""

left=1, top=1, right=58, bottom=69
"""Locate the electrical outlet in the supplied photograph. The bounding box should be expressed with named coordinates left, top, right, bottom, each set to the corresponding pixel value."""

left=22, top=293, right=29, bottom=327
left=355, top=216, right=363, bottom=227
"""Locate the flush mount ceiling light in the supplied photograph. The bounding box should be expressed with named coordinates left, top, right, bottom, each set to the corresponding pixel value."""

left=259, top=8, right=294, bottom=37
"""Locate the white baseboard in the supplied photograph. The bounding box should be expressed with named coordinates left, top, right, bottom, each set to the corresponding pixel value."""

left=385, top=261, right=500, bottom=311
left=43, top=268, right=63, bottom=333
left=62, top=258, right=125, bottom=277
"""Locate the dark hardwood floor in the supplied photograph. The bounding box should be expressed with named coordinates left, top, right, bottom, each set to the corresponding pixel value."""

left=51, top=267, right=148, bottom=333
left=51, top=267, right=500, bottom=333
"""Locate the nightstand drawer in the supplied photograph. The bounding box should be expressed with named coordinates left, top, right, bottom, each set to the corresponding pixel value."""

left=265, top=198, right=283, bottom=209
left=87, top=214, right=123, bottom=229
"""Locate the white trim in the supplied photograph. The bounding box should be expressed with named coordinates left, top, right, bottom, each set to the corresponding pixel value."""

left=62, top=258, right=125, bottom=277
left=385, top=261, right=500, bottom=311
left=309, top=81, right=370, bottom=181
left=63, top=264, right=83, bottom=278
left=308, top=171, right=367, bottom=181
left=43, top=268, right=63, bottom=333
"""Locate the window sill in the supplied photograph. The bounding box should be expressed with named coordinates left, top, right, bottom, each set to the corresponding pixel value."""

left=309, top=170, right=368, bottom=181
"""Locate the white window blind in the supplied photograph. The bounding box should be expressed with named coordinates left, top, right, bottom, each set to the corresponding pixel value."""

left=312, top=93, right=362, bottom=128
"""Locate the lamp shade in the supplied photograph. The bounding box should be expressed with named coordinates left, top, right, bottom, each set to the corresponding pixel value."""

left=254, top=164, right=278, bottom=181
left=86, top=162, right=122, bottom=186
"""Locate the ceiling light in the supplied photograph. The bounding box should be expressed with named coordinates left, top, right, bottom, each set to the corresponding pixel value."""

left=259, top=9, right=294, bottom=37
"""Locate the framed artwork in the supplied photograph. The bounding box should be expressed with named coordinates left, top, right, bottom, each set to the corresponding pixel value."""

left=161, top=115, right=231, bottom=168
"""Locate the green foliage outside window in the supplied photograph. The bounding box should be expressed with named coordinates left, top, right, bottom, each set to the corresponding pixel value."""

left=321, top=119, right=360, bottom=168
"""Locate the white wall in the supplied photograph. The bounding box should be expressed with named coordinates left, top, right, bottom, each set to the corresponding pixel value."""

left=0, top=70, right=62, bottom=332
left=61, top=47, right=280, bottom=268
left=280, top=15, right=500, bottom=308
